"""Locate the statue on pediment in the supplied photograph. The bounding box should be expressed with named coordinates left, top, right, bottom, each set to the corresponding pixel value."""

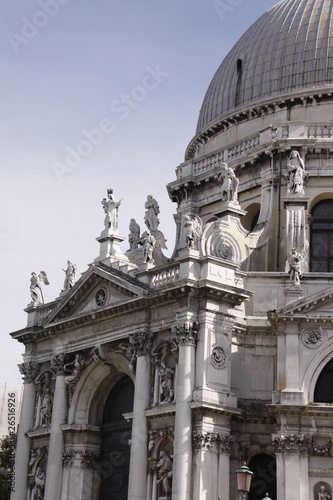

left=142, top=230, right=156, bottom=263
left=183, top=215, right=203, bottom=249
left=62, top=260, right=77, bottom=291
left=101, top=188, right=122, bottom=232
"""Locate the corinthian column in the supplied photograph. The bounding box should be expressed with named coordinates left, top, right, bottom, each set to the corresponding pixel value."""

left=11, top=362, right=40, bottom=500
left=44, top=354, right=68, bottom=500
left=172, top=316, right=198, bottom=500
left=128, top=331, right=152, bottom=500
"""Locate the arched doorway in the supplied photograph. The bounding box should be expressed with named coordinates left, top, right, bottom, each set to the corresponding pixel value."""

left=314, top=358, right=333, bottom=403
left=248, top=454, right=276, bottom=500
left=99, top=377, right=134, bottom=500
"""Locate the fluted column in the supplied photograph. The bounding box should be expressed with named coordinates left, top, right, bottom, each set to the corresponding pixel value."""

left=172, top=317, right=198, bottom=500
left=44, top=354, right=68, bottom=500
left=128, top=331, right=152, bottom=500
left=11, top=362, right=40, bottom=500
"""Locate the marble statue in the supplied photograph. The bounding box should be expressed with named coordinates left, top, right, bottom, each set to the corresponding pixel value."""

left=128, top=218, right=141, bottom=250
left=144, top=195, right=160, bottom=233
left=183, top=215, right=203, bottom=249
left=287, top=150, right=307, bottom=195
left=318, top=485, right=331, bottom=500
left=288, top=247, right=302, bottom=286
left=218, top=162, right=239, bottom=202
left=157, top=451, right=173, bottom=496
left=30, top=271, right=50, bottom=306
left=62, top=260, right=77, bottom=291
left=101, top=189, right=122, bottom=232
left=40, top=387, right=53, bottom=426
left=142, top=230, right=156, bottom=263
left=34, top=467, right=45, bottom=499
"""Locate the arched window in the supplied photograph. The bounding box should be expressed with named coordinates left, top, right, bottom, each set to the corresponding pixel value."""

left=248, top=454, right=276, bottom=500
left=310, top=200, right=333, bottom=272
left=314, top=358, right=333, bottom=403
left=99, top=377, right=134, bottom=500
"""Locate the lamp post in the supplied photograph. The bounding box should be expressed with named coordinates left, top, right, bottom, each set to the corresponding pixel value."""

left=235, top=463, right=253, bottom=500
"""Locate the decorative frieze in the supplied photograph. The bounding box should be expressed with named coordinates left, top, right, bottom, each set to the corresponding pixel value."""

left=272, top=434, right=309, bottom=455
left=19, top=362, right=41, bottom=383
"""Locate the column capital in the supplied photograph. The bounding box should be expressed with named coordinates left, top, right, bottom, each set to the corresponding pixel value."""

left=173, top=320, right=198, bottom=346
left=272, top=433, right=310, bottom=455
left=51, top=353, right=66, bottom=375
left=19, top=361, right=41, bottom=383
left=129, top=330, right=152, bottom=356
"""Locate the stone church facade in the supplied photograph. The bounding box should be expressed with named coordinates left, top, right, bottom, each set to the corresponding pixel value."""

left=11, top=0, right=333, bottom=499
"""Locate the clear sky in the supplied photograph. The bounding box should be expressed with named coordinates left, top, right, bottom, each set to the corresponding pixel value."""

left=1, top=0, right=278, bottom=388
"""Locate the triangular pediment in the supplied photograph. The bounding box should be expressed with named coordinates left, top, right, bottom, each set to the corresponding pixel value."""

left=43, top=263, right=148, bottom=325
left=278, top=286, right=333, bottom=319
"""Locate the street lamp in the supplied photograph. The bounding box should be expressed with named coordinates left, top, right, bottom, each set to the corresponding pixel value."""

left=235, top=463, right=253, bottom=499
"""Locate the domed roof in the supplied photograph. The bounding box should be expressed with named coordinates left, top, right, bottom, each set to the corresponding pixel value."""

left=197, top=0, right=333, bottom=133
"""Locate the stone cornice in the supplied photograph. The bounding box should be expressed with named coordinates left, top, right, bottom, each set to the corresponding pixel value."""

left=185, top=90, right=333, bottom=160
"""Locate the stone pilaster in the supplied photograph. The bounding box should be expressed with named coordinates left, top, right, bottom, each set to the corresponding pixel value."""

left=273, top=433, right=310, bottom=500
left=192, top=431, right=220, bottom=500
left=128, top=331, right=152, bottom=500
left=172, top=316, right=198, bottom=500
left=11, top=362, right=40, bottom=500
left=44, top=354, right=68, bottom=500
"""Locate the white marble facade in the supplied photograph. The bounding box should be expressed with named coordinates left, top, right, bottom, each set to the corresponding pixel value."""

left=11, top=1, right=333, bottom=499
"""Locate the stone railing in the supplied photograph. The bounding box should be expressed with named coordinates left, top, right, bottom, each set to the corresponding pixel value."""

left=151, top=265, right=180, bottom=288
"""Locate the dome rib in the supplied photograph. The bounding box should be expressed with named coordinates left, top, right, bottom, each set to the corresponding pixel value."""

left=196, top=0, right=333, bottom=134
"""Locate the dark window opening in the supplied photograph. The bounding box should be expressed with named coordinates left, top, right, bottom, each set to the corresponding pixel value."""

left=310, top=200, right=333, bottom=272
left=99, top=377, right=134, bottom=500
left=314, top=358, right=333, bottom=403
left=235, top=58, right=243, bottom=107
left=249, top=454, right=276, bottom=500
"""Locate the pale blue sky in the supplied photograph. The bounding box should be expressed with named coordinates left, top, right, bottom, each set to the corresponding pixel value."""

left=1, top=0, right=278, bottom=387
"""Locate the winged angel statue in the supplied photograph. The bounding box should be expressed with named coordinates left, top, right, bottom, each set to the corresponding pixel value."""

left=183, top=215, right=203, bottom=249
left=30, top=270, right=50, bottom=306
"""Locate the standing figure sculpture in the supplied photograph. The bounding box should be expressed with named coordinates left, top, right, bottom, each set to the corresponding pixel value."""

left=288, top=247, right=302, bottom=286
left=157, top=451, right=173, bottom=497
left=30, top=271, right=50, bottom=306
left=101, top=189, right=122, bottom=232
left=318, top=485, right=331, bottom=500
left=40, top=387, right=53, bottom=426
left=142, top=230, right=156, bottom=263
left=128, top=218, right=141, bottom=250
left=183, top=215, right=203, bottom=249
left=34, top=467, right=46, bottom=499
left=218, top=162, right=239, bottom=202
left=287, top=150, right=307, bottom=195
left=144, top=195, right=160, bottom=233
left=62, top=260, right=77, bottom=291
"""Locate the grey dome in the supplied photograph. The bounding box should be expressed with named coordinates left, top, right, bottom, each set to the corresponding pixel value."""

left=197, top=0, right=333, bottom=133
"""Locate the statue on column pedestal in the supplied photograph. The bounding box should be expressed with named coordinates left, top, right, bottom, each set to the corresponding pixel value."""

left=101, top=188, right=122, bottom=232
